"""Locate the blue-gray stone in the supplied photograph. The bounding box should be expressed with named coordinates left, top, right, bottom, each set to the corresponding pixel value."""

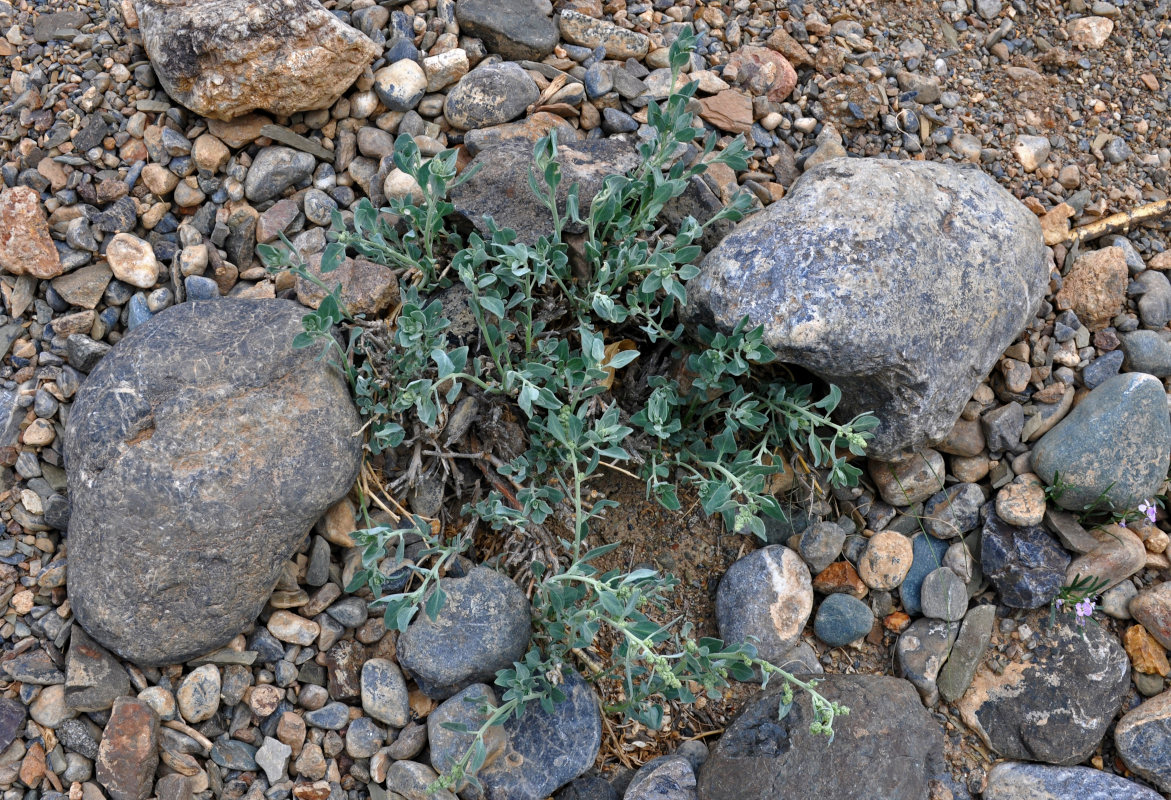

left=601, top=108, right=639, bottom=134
left=1032, top=372, right=1171, bottom=510
left=444, top=62, right=539, bottom=131
left=980, top=511, right=1069, bottom=609
left=126, top=293, right=153, bottom=330
left=303, top=701, right=350, bottom=730
left=325, top=596, right=368, bottom=628
left=244, top=147, right=316, bottom=203
left=797, top=521, right=846, bottom=573
left=397, top=565, right=531, bottom=698
left=814, top=593, right=874, bottom=647
left=184, top=276, right=219, bottom=301
left=922, top=483, right=984, bottom=538
left=475, top=672, right=601, bottom=800
left=686, top=158, right=1048, bottom=459
left=984, top=761, right=1162, bottom=800
left=1082, top=349, right=1124, bottom=388
left=919, top=567, right=968, bottom=621
left=0, top=698, right=26, bottom=753
left=1121, top=331, right=1171, bottom=377
left=211, top=740, right=257, bottom=771
left=1115, top=692, right=1171, bottom=793
left=247, top=629, right=287, bottom=663
left=583, top=62, right=613, bottom=98
left=344, top=716, right=384, bottom=758
left=899, top=533, right=950, bottom=615
left=624, top=754, right=696, bottom=800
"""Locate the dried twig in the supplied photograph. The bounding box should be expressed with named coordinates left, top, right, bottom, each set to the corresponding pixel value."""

left=1065, top=197, right=1171, bottom=245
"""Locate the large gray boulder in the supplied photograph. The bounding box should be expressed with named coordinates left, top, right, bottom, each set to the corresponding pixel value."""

left=66, top=299, right=362, bottom=665
left=697, top=675, right=945, bottom=800
left=685, top=158, right=1047, bottom=459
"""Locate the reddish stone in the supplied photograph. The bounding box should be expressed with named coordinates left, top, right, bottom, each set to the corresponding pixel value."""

left=96, top=697, right=160, bottom=800
left=0, top=186, right=63, bottom=279
left=812, top=562, right=868, bottom=599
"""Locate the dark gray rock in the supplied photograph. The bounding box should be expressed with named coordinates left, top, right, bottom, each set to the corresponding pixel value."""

left=65, top=627, right=131, bottom=712
left=980, top=511, right=1070, bottom=609
left=3, top=648, right=64, bottom=684
left=984, top=761, right=1163, bottom=800
left=895, top=617, right=957, bottom=706
left=899, top=533, right=950, bottom=616
left=919, top=567, right=968, bottom=621
left=556, top=777, right=619, bottom=800
left=0, top=697, right=26, bottom=752
left=957, top=611, right=1129, bottom=765
left=1032, top=372, right=1171, bottom=510
left=1082, top=349, right=1124, bottom=389
left=244, top=147, right=316, bottom=203
left=623, top=755, right=697, bottom=800
left=303, top=701, right=349, bottom=730
left=475, top=672, right=601, bottom=800
left=66, top=299, right=362, bottom=665
left=455, top=0, right=558, bottom=60
left=57, top=718, right=101, bottom=759
left=429, top=683, right=502, bottom=791
left=1114, top=690, right=1171, bottom=793
left=716, top=546, right=813, bottom=667
left=796, top=521, right=846, bottom=574
left=1121, top=331, right=1171, bottom=377
left=211, top=739, right=258, bottom=771
left=1134, top=270, right=1171, bottom=329
left=813, top=593, right=873, bottom=647
left=685, top=158, right=1047, bottom=459
left=451, top=139, right=640, bottom=245
left=921, top=483, right=984, bottom=539
left=982, top=402, right=1024, bottom=453
left=397, top=565, right=531, bottom=698
left=444, top=62, right=540, bottom=130
left=937, top=604, right=995, bottom=703
left=697, top=675, right=945, bottom=800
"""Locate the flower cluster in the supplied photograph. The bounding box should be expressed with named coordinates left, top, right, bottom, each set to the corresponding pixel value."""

left=1055, top=597, right=1096, bottom=626
left=1119, top=498, right=1158, bottom=528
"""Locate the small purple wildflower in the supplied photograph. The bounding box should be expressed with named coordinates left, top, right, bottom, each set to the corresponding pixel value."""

left=1075, top=598, right=1095, bottom=625
left=1055, top=598, right=1064, bottom=609
left=1139, top=500, right=1157, bottom=525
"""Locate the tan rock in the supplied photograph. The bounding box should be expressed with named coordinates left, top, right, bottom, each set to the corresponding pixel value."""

left=698, top=90, right=754, bottom=134
left=869, top=448, right=946, bottom=506
left=105, top=234, right=160, bottom=289
left=995, top=480, right=1046, bottom=527
left=859, top=530, right=914, bottom=590
left=557, top=10, right=649, bottom=59
left=0, top=186, right=63, bottom=279
left=1066, top=523, right=1146, bottom=591
left=1055, top=246, right=1128, bottom=331
left=208, top=113, right=273, bottom=148
left=22, top=419, right=55, bottom=446
left=725, top=45, right=797, bottom=102
left=138, top=0, right=379, bottom=121
left=1039, top=202, right=1075, bottom=246
left=1068, top=16, right=1114, bottom=49
left=765, top=26, right=812, bottom=67
left=140, top=164, right=179, bottom=196
left=1131, top=583, right=1171, bottom=650
left=1125, top=625, right=1170, bottom=676
left=192, top=134, right=231, bottom=173
left=295, top=253, right=399, bottom=317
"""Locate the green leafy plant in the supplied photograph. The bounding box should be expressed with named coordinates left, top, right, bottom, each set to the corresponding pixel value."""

left=264, top=27, right=874, bottom=792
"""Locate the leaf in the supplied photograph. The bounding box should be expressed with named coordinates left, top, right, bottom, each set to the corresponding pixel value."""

left=424, top=583, right=447, bottom=621
left=321, top=242, right=345, bottom=274
left=600, top=339, right=639, bottom=390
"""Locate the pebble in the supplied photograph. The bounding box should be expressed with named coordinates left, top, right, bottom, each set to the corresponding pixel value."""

left=921, top=483, right=984, bottom=538
left=267, top=610, right=320, bottom=645
left=813, top=593, right=874, bottom=648
left=796, top=521, right=847, bottom=574
left=443, top=61, right=540, bottom=130
left=995, top=479, right=1046, bottom=527
left=176, top=664, right=221, bottom=723
left=244, top=146, right=317, bottom=203
left=983, top=762, right=1164, bottom=800
left=104, top=233, right=160, bottom=289
left=716, top=545, right=813, bottom=666
left=869, top=449, right=946, bottom=506
left=937, top=604, right=996, bottom=703
left=900, top=533, right=952, bottom=616
left=1131, top=583, right=1171, bottom=650
left=558, top=10, right=649, bottom=59
left=1066, top=523, right=1146, bottom=592
left=374, top=59, right=428, bottom=112
left=1012, top=135, right=1050, bottom=172
left=920, top=567, right=969, bottom=622
left=896, top=617, right=958, bottom=706
left=858, top=530, right=914, bottom=591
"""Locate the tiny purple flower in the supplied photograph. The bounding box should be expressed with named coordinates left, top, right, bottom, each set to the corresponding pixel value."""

left=1075, top=598, right=1095, bottom=625
left=1119, top=520, right=1128, bottom=528
left=1055, top=598, right=1064, bottom=609
left=1138, top=500, right=1157, bottom=525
